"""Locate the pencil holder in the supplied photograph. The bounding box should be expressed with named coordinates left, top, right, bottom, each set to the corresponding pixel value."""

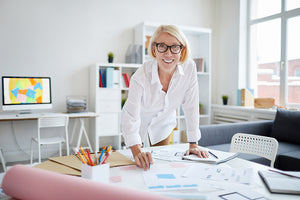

left=81, top=163, right=110, bottom=183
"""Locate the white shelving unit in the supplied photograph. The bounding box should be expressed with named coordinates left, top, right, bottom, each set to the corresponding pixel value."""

left=134, top=22, right=212, bottom=136
left=89, top=63, right=141, bottom=151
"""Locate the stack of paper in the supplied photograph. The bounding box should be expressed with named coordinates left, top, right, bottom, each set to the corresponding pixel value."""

left=66, top=97, right=87, bottom=113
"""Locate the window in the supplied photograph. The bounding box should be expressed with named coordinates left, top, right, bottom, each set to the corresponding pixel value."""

left=248, top=0, right=300, bottom=108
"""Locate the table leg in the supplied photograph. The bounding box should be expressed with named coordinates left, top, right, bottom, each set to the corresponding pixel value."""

left=70, top=118, right=78, bottom=147
left=77, top=118, right=93, bottom=152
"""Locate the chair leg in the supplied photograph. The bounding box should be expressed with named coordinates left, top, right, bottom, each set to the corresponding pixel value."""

left=38, top=142, right=41, bottom=163
left=30, top=139, right=34, bottom=165
left=0, top=148, right=7, bottom=172
left=65, top=130, right=70, bottom=156
left=59, top=143, right=62, bottom=157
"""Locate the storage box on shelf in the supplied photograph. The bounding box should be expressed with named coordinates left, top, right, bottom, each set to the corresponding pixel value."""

left=89, top=63, right=141, bottom=151
left=134, top=22, right=212, bottom=133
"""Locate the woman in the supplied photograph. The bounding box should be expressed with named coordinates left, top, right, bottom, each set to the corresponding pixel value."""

left=121, top=25, right=208, bottom=170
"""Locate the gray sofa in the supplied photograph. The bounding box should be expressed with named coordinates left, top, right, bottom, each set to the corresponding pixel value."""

left=198, top=108, right=300, bottom=171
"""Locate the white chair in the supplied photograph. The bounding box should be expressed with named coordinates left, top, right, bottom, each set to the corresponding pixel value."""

left=0, top=147, right=7, bottom=172
left=230, top=133, right=278, bottom=167
left=30, top=115, right=70, bottom=164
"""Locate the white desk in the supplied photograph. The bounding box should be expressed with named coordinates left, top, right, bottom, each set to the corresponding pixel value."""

left=110, top=144, right=299, bottom=200
left=0, top=111, right=98, bottom=152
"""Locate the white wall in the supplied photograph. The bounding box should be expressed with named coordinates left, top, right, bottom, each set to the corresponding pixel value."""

left=212, top=0, right=242, bottom=105
left=0, top=0, right=218, bottom=162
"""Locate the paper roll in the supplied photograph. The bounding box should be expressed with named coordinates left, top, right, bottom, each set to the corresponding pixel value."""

left=2, top=165, right=174, bottom=200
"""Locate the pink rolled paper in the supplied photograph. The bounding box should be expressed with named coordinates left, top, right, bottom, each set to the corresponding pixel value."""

left=2, top=165, right=175, bottom=200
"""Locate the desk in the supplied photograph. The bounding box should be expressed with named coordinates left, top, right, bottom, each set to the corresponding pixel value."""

left=110, top=144, right=298, bottom=200
left=0, top=112, right=98, bottom=152
left=31, top=143, right=299, bottom=200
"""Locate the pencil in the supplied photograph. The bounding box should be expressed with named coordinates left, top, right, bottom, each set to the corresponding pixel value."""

left=86, top=149, right=95, bottom=166
left=106, top=145, right=112, bottom=153
left=101, top=151, right=111, bottom=164
left=76, top=151, right=87, bottom=164
left=149, top=150, right=153, bottom=169
left=80, top=146, right=91, bottom=166
left=208, top=151, right=219, bottom=159
left=74, top=147, right=87, bottom=164
left=94, top=150, right=98, bottom=165
left=101, top=145, right=113, bottom=164
left=98, top=147, right=106, bottom=164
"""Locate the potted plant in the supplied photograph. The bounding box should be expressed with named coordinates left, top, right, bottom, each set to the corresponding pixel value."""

left=199, top=102, right=204, bottom=114
left=121, top=98, right=127, bottom=108
left=108, top=52, right=114, bottom=63
left=222, top=95, right=228, bottom=105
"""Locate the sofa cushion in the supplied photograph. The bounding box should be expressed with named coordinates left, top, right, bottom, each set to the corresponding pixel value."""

left=277, top=141, right=300, bottom=154
left=274, top=150, right=300, bottom=171
left=199, top=120, right=272, bottom=146
left=270, top=108, right=300, bottom=144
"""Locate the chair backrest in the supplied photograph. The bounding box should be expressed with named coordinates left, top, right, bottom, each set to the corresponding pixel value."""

left=38, top=115, right=69, bottom=129
left=230, top=133, right=278, bottom=167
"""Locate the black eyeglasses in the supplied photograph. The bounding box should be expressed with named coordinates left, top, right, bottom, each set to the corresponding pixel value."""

left=153, top=42, right=183, bottom=54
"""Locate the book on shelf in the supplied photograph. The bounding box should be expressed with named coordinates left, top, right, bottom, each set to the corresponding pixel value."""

left=193, top=58, right=205, bottom=72
left=99, top=69, right=104, bottom=88
left=237, top=89, right=241, bottom=106
left=105, top=67, right=114, bottom=88
left=258, top=169, right=300, bottom=194
left=121, top=76, right=126, bottom=88
left=113, top=68, right=120, bottom=88
left=122, top=73, right=130, bottom=88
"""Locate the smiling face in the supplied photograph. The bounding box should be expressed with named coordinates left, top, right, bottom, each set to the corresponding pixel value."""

left=153, top=32, right=182, bottom=73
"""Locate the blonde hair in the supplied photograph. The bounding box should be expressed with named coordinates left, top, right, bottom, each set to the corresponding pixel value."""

left=149, top=25, right=190, bottom=64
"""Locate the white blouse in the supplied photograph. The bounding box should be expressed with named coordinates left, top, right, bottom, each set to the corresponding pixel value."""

left=121, top=59, right=201, bottom=147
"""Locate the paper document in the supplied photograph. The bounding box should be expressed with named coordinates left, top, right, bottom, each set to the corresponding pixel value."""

left=258, top=170, right=300, bottom=194
left=143, top=168, right=198, bottom=191
left=151, top=147, right=185, bottom=162
left=182, top=163, right=253, bottom=184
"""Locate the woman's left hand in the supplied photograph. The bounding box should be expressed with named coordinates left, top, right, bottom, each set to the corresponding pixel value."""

left=186, top=143, right=209, bottom=158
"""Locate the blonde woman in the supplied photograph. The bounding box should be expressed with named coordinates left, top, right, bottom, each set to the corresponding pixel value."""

left=121, top=25, right=208, bottom=170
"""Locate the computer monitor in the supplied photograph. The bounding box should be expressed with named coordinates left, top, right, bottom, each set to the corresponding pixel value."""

left=2, top=76, right=52, bottom=113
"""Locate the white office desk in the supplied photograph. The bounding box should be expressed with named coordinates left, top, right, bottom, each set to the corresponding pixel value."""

left=109, top=144, right=299, bottom=200
left=0, top=111, right=98, bottom=152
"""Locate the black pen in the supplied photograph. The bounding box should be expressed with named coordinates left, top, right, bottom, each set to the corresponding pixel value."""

left=208, top=151, right=218, bottom=159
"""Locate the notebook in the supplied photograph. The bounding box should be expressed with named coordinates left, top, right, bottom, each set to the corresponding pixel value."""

left=151, top=147, right=237, bottom=164
left=258, top=169, right=300, bottom=194
left=182, top=149, right=238, bottom=164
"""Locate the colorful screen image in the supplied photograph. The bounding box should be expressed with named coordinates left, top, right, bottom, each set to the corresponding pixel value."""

left=2, top=77, right=51, bottom=105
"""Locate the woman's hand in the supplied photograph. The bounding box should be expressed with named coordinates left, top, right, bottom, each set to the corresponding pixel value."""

left=130, top=144, right=153, bottom=171
left=186, top=143, right=209, bottom=158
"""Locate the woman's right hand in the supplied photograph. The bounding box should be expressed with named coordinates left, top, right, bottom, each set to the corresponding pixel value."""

left=130, top=144, right=153, bottom=171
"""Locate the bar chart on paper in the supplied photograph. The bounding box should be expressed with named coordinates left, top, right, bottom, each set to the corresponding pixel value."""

left=143, top=168, right=198, bottom=191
